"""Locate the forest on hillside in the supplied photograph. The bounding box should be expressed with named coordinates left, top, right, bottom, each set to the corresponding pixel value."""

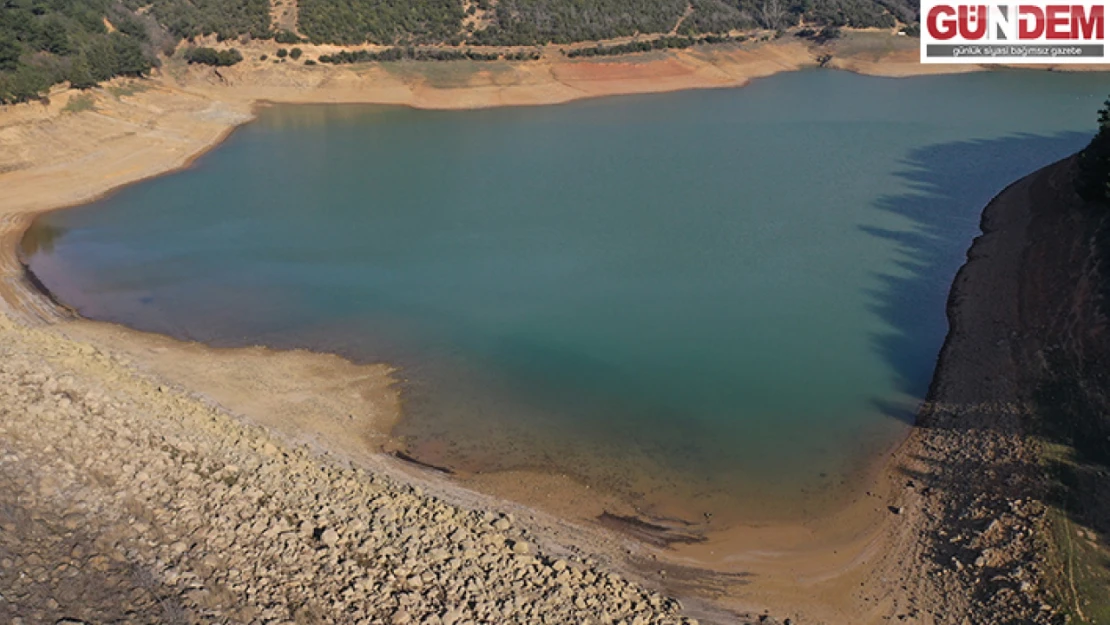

left=1, top=0, right=918, bottom=104
left=298, top=0, right=917, bottom=45
left=463, top=0, right=912, bottom=45
left=0, top=0, right=269, bottom=103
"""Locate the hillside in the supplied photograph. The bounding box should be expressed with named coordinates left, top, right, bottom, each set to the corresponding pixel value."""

left=0, top=0, right=918, bottom=104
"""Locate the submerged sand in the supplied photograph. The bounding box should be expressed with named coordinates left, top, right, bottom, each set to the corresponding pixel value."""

left=0, top=32, right=1095, bottom=623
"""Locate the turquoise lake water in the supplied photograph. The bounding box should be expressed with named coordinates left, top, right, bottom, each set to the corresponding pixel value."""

left=26, top=69, right=1110, bottom=521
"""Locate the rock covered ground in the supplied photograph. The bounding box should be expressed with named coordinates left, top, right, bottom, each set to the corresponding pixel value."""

left=0, top=312, right=697, bottom=624
left=881, top=158, right=1080, bottom=625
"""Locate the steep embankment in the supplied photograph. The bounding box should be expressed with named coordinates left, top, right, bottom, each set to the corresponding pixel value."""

left=894, top=158, right=1062, bottom=624
left=0, top=312, right=712, bottom=624
left=884, top=156, right=1110, bottom=624
left=1015, top=158, right=1110, bottom=622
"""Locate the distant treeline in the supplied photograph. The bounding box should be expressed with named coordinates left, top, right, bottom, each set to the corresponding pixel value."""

left=125, top=0, right=270, bottom=41
left=468, top=0, right=687, bottom=46
left=318, top=47, right=541, bottom=64
left=469, top=0, right=907, bottom=46
left=1, top=0, right=916, bottom=104
left=0, top=0, right=271, bottom=103
left=299, top=0, right=911, bottom=47
left=298, top=0, right=465, bottom=45
left=564, top=33, right=747, bottom=58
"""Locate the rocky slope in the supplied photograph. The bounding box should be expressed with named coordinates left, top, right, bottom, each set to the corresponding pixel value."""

left=0, top=312, right=697, bottom=624
left=885, top=156, right=1110, bottom=625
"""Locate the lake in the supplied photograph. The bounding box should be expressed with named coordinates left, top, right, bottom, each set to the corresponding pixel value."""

left=25, top=68, right=1109, bottom=523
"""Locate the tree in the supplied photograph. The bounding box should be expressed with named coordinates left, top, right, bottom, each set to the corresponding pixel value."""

left=0, top=36, right=21, bottom=72
left=40, top=18, right=73, bottom=55
left=0, top=64, right=52, bottom=103
left=760, top=0, right=788, bottom=30
left=183, top=46, right=243, bottom=66
left=67, top=56, right=97, bottom=89
left=84, top=37, right=119, bottom=81
left=111, top=33, right=152, bottom=76
left=1076, top=98, right=1110, bottom=203
left=274, top=30, right=301, bottom=43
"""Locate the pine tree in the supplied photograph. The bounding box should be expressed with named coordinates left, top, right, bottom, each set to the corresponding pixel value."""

left=1076, top=98, right=1110, bottom=203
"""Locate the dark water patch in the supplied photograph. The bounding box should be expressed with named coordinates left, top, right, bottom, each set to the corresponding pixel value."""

left=392, top=449, right=456, bottom=475
left=864, top=132, right=1092, bottom=427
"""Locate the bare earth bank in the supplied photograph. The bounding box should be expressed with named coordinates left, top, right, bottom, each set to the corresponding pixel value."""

left=0, top=35, right=1101, bottom=623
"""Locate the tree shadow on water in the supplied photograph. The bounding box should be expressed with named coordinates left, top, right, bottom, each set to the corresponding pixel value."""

left=860, top=132, right=1110, bottom=620
left=862, top=131, right=1091, bottom=424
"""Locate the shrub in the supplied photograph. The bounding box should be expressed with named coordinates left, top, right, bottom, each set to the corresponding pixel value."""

left=62, top=93, right=96, bottom=113
left=1077, top=98, right=1110, bottom=203
left=274, top=30, right=302, bottom=44
left=290, top=47, right=303, bottom=59
left=183, top=47, right=244, bottom=66
left=817, top=25, right=842, bottom=42
left=277, top=48, right=288, bottom=58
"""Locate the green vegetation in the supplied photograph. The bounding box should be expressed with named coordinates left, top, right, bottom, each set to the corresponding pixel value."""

left=1034, top=371, right=1110, bottom=624
left=804, top=0, right=897, bottom=28
left=0, top=0, right=918, bottom=102
left=1037, top=99, right=1110, bottom=622
left=795, top=25, right=842, bottom=43
left=319, top=47, right=541, bottom=64
left=125, top=0, right=270, bottom=41
left=183, top=46, right=244, bottom=66
left=470, top=0, right=686, bottom=45
left=468, top=0, right=907, bottom=45
left=61, top=92, right=95, bottom=113
left=564, top=33, right=747, bottom=58
left=106, top=80, right=148, bottom=98
left=274, top=30, right=303, bottom=44
left=684, top=0, right=758, bottom=34
left=289, top=47, right=302, bottom=59
left=298, top=0, right=465, bottom=45
left=0, top=0, right=268, bottom=103
left=0, top=0, right=159, bottom=103
left=294, top=0, right=911, bottom=47
left=1077, top=98, right=1110, bottom=203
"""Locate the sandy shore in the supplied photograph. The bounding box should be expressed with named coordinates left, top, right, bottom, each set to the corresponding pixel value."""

left=0, top=32, right=1093, bottom=623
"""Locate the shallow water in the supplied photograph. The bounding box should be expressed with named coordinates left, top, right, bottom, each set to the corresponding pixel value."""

left=26, top=69, right=1110, bottom=522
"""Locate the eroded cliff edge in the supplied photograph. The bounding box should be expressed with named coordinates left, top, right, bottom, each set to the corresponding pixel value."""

left=893, top=155, right=1110, bottom=624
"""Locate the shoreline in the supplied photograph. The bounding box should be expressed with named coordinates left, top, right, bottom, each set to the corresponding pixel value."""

left=0, top=34, right=1091, bottom=622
